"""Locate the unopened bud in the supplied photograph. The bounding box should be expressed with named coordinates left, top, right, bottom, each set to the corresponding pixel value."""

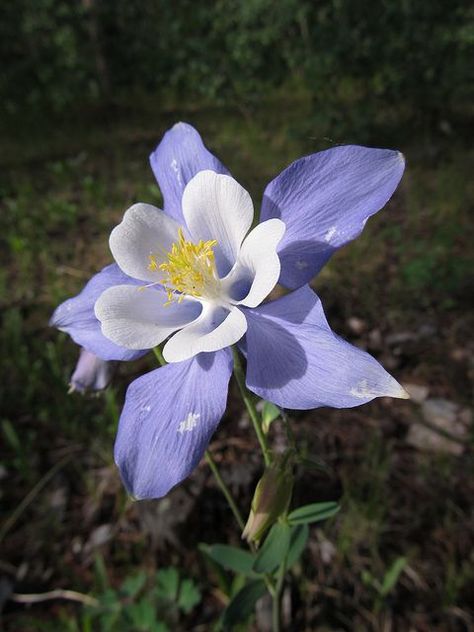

left=69, top=348, right=113, bottom=393
left=242, top=455, right=294, bottom=543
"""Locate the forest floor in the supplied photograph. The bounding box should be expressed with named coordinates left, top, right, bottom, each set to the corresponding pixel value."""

left=1, top=97, right=473, bottom=631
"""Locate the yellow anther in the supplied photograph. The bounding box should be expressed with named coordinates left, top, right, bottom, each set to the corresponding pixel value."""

left=148, top=255, right=159, bottom=271
left=150, top=228, right=218, bottom=303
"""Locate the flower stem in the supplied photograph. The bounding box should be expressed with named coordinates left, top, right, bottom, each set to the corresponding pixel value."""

left=151, top=347, right=246, bottom=531
left=232, top=347, right=272, bottom=466
left=152, top=346, right=166, bottom=366
left=272, top=551, right=288, bottom=632
left=205, top=450, right=245, bottom=531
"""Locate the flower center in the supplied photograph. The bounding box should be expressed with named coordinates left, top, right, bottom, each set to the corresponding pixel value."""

left=149, top=228, right=219, bottom=304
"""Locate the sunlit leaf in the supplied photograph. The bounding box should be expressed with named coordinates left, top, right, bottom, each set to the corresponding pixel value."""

left=200, top=544, right=255, bottom=575
left=261, top=401, right=280, bottom=433
left=253, top=522, right=291, bottom=573
left=288, top=502, right=340, bottom=525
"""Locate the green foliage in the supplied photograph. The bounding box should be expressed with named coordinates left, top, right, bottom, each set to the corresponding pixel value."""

left=253, top=522, right=291, bottom=573
left=200, top=544, right=256, bottom=575
left=288, top=501, right=340, bottom=525
left=362, top=556, right=407, bottom=598
left=222, top=579, right=267, bottom=630
left=1, top=0, right=472, bottom=135
left=286, top=524, right=309, bottom=569
left=362, top=556, right=408, bottom=612
left=84, top=566, right=201, bottom=631
left=261, top=401, right=280, bottom=434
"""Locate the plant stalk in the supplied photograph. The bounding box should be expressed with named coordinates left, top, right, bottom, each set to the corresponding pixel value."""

left=272, top=554, right=287, bottom=632
left=232, top=347, right=272, bottom=466
left=205, top=450, right=245, bottom=531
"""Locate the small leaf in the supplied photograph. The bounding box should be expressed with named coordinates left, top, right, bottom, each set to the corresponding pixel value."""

left=198, top=545, right=232, bottom=595
left=288, top=502, right=340, bottom=525
left=380, top=557, right=407, bottom=596
left=286, top=524, right=309, bottom=569
left=121, top=571, right=147, bottom=598
left=200, top=544, right=255, bottom=575
left=253, top=522, right=291, bottom=574
left=126, top=599, right=160, bottom=630
left=261, top=401, right=280, bottom=433
left=177, top=578, right=201, bottom=613
left=222, top=580, right=267, bottom=629
left=155, top=567, right=179, bottom=601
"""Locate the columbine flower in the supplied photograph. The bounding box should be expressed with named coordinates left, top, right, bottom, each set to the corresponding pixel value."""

left=51, top=122, right=408, bottom=499
left=69, top=348, right=113, bottom=393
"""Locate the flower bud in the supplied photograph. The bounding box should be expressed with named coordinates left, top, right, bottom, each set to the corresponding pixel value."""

left=242, top=456, right=294, bottom=543
left=69, top=348, right=113, bottom=393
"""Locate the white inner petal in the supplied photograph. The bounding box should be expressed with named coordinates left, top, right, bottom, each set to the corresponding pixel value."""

left=221, top=218, right=285, bottom=307
left=101, top=172, right=285, bottom=363
left=110, top=203, right=181, bottom=282
left=95, top=285, right=202, bottom=350
left=182, top=170, right=254, bottom=276
left=163, top=304, right=247, bottom=362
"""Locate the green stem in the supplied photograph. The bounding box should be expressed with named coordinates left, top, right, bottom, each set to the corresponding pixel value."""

left=280, top=410, right=297, bottom=452
left=272, top=553, right=287, bottom=632
left=152, top=346, right=166, bottom=366
left=205, top=452, right=276, bottom=597
left=205, top=450, right=246, bottom=531
left=152, top=344, right=277, bottom=596
left=232, top=347, right=272, bottom=466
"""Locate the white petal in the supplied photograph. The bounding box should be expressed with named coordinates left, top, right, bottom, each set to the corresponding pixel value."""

left=222, top=219, right=285, bottom=308
left=182, top=170, right=254, bottom=276
left=163, top=304, right=247, bottom=362
left=110, top=203, right=181, bottom=282
left=95, top=285, right=202, bottom=350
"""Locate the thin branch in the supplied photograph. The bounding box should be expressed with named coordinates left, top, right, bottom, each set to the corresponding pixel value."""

left=11, top=589, right=99, bottom=607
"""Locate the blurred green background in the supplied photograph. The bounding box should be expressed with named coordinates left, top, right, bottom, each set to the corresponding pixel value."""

left=1, top=1, right=473, bottom=630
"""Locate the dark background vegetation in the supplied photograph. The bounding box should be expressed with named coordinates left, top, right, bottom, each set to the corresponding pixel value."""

left=1, top=1, right=473, bottom=630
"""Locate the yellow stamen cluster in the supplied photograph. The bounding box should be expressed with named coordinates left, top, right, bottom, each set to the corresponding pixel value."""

left=149, top=228, right=218, bottom=304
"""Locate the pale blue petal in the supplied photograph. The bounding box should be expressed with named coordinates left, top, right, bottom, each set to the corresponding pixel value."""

left=70, top=348, right=113, bottom=393
left=115, top=348, right=233, bottom=499
left=149, top=122, right=230, bottom=224
left=244, top=286, right=408, bottom=409
left=260, top=146, right=405, bottom=288
left=50, top=264, right=146, bottom=361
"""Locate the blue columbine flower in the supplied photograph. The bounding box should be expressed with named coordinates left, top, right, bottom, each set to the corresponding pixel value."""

left=51, top=122, right=408, bottom=499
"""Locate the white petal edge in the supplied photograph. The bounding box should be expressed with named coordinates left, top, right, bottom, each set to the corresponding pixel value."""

left=222, top=218, right=286, bottom=308
left=109, top=203, right=181, bottom=282
left=95, top=285, right=202, bottom=350
left=182, top=170, right=254, bottom=276
left=163, top=304, right=247, bottom=362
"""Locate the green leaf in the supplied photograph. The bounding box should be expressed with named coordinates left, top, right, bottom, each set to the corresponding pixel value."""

left=200, top=544, right=255, bottom=575
left=261, top=401, right=280, bottom=433
left=222, top=580, right=267, bottom=630
left=155, top=567, right=179, bottom=601
left=288, top=502, right=340, bottom=525
left=198, top=545, right=232, bottom=595
left=177, top=578, right=201, bottom=613
left=93, top=554, right=109, bottom=592
left=126, top=599, right=166, bottom=631
left=121, top=571, right=147, bottom=598
left=286, top=524, right=309, bottom=569
left=253, top=522, right=291, bottom=573
left=380, top=557, right=407, bottom=596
